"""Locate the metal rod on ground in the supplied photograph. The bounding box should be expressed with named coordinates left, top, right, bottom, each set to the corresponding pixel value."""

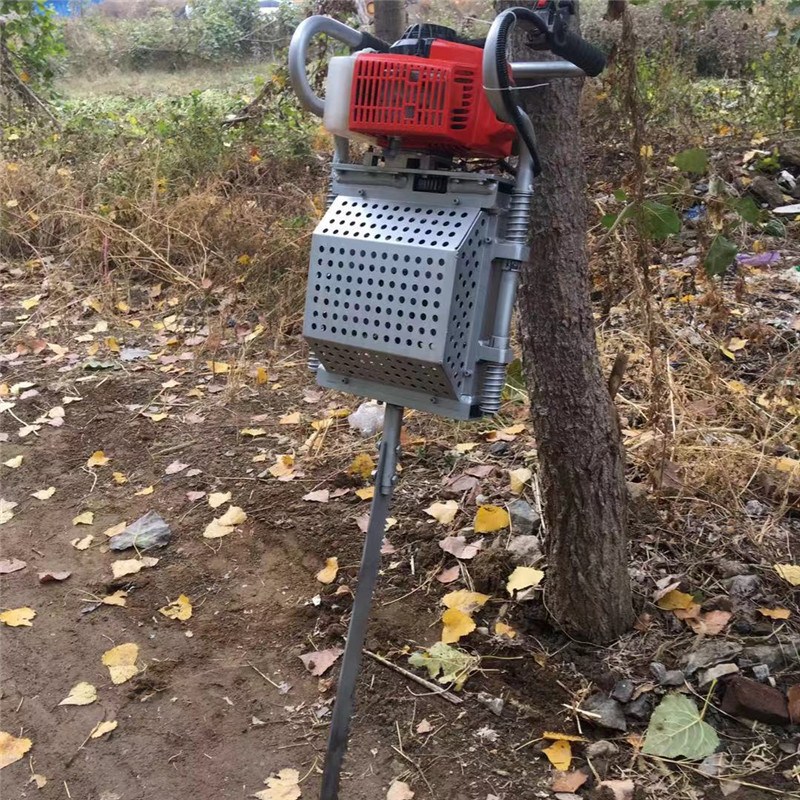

left=320, top=403, right=404, bottom=800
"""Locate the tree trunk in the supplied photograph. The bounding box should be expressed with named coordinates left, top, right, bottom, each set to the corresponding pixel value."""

left=373, top=0, right=406, bottom=43
left=495, top=1, right=634, bottom=642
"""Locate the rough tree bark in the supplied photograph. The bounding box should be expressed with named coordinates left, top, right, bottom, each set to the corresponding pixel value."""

left=495, top=1, right=634, bottom=642
left=373, top=0, right=406, bottom=43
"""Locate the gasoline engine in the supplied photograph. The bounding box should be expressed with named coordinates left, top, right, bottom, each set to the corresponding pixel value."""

left=286, top=5, right=606, bottom=797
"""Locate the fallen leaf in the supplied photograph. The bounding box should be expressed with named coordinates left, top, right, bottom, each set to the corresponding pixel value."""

left=241, top=427, right=267, bottom=437
left=21, top=294, right=41, bottom=310
left=112, top=471, right=128, bottom=485
left=0, top=558, right=26, bottom=574
left=0, top=499, right=17, bottom=525
left=206, top=360, right=230, bottom=374
left=542, top=731, right=587, bottom=742
left=102, top=521, right=127, bottom=538
left=186, top=490, right=206, bottom=502
left=3, top=455, right=22, bottom=469
left=268, top=454, right=295, bottom=479
left=441, top=607, right=476, bottom=643
left=727, top=337, right=748, bottom=352
left=436, top=564, right=460, bottom=584
left=355, top=487, right=374, bottom=501
left=72, top=511, right=94, bottom=526
left=279, top=411, right=301, bottom=425
left=408, top=642, right=478, bottom=690
left=59, top=682, right=97, bottom=706
left=101, top=643, right=139, bottom=684
left=453, top=442, right=479, bottom=453
left=299, top=647, right=343, bottom=676
left=303, top=489, right=330, bottom=503
left=86, top=451, right=109, bottom=468
left=774, top=564, right=800, bottom=586
left=506, top=566, right=544, bottom=596
left=0, top=607, right=35, bottom=627
left=71, top=535, right=94, bottom=550
left=439, top=536, right=482, bottom=560
left=474, top=505, right=510, bottom=533
left=0, top=731, right=32, bottom=769
left=425, top=500, right=459, bottom=525
left=316, top=557, right=339, bottom=584
left=348, top=452, right=375, bottom=479
left=159, top=594, right=192, bottom=621
left=597, top=780, right=635, bottom=800
left=208, top=491, right=231, bottom=508
left=758, top=607, right=790, bottom=620
left=254, top=768, right=301, bottom=800
left=164, top=460, right=189, bottom=475
left=28, top=773, right=46, bottom=788
left=657, top=589, right=695, bottom=611
left=111, top=556, right=158, bottom=578
left=386, top=780, right=414, bottom=800
left=508, top=467, right=532, bottom=495
left=89, top=720, right=118, bottom=739
left=102, top=590, right=127, bottom=607
left=31, top=487, right=56, bottom=500
left=551, top=770, right=588, bottom=792
left=686, top=610, right=731, bottom=636
left=543, top=739, right=571, bottom=771
left=203, top=506, right=247, bottom=539
left=642, top=693, right=719, bottom=759
left=38, top=570, right=70, bottom=583
left=134, top=485, right=154, bottom=496
left=416, top=719, right=433, bottom=734
left=442, top=590, right=490, bottom=613
left=494, top=621, right=517, bottom=638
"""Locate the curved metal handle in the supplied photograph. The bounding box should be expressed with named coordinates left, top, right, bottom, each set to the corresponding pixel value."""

left=288, top=16, right=366, bottom=118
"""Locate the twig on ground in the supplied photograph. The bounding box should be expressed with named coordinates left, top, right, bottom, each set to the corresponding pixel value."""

left=363, top=650, right=462, bottom=705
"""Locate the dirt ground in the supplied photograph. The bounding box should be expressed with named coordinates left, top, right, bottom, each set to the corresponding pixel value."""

left=1, top=222, right=799, bottom=800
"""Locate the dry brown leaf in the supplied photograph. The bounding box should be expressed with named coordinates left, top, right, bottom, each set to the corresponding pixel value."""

left=386, top=780, right=414, bottom=800
left=551, top=770, right=588, bottom=792
left=299, top=647, right=343, bottom=676
left=436, top=564, right=460, bottom=584
left=38, top=570, right=71, bottom=583
left=758, top=607, right=790, bottom=620
left=439, top=536, right=482, bottom=560
left=686, top=610, right=731, bottom=636
left=303, top=489, right=330, bottom=503
left=597, top=779, right=635, bottom=800
left=0, top=558, right=26, bottom=574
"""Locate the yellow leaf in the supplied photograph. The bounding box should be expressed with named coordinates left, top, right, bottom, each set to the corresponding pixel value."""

left=21, top=294, right=41, bottom=310
left=101, top=643, right=139, bottom=684
left=720, top=345, right=736, bottom=361
left=5, top=162, right=19, bottom=172
left=725, top=380, right=747, bottom=394
left=268, top=454, right=295, bottom=478
left=111, top=557, right=157, bottom=578
left=442, top=590, right=490, bottom=614
left=506, top=566, right=544, bottom=596
left=639, top=144, right=654, bottom=158
left=774, top=564, right=800, bottom=586
left=5, top=199, right=19, bottom=208
left=86, top=450, right=109, bottom=468
left=0, top=607, right=35, bottom=627
left=758, top=607, right=790, bottom=620
left=89, top=720, right=118, bottom=739
left=441, top=607, right=476, bottom=643
left=425, top=500, right=459, bottom=525
left=280, top=411, right=301, bottom=425
left=543, top=739, right=572, bottom=771
left=72, top=511, right=94, bottom=525
left=356, top=487, right=375, bottom=501
left=348, top=453, right=375, bottom=479
left=159, top=594, right=192, bottom=621
left=31, top=487, right=55, bottom=500
left=203, top=506, right=247, bottom=539
left=208, top=491, right=232, bottom=508
left=240, top=427, right=267, bottom=437
left=542, top=731, right=588, bottom=742
left=112, top=471, right=127, bottom=485
left=255, top=367, right=268, bottom=385
left=102, top=590, right=127, bottom=607
left=143, top=412, right=169, bottom=422
left=59, top=682, right=97, bottom=706
left=454, top=442, right=479, bottom=453
left=71, top=534, right=94, bottom=550
left=657, top=589, right=696, bottom=610
left=727, top=337, right=748, bottom=352
left=134, top=485, right=154, bottom=496
left=316, top=557, right=339, bottom=584
left=117, top=300, right=130, bottom=313
left=0, top=731, right=33, bottom=769
left=254, top=768, right=301, bottom=800
left=494, top=621, right=517, bottom=639
left=207, top=360, right=230, bottom=374
left=775, top=457, right=800, bottom=474
left=105, top=337, right=120, bottom=353
left=509, top=467, right=532, bottom=495
left=474, top=504, right=510, bottom=533
left=3, top=455, right=23, bottom=469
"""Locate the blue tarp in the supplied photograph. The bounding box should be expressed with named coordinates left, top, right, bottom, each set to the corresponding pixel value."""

left=44, top=0, right=102, bottom=16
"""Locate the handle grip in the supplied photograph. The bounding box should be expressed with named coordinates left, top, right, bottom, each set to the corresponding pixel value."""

left=548, top=31, right=606, bottom=77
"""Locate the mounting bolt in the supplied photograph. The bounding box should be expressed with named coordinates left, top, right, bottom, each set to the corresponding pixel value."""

left=463, top=369, right=473, bottom=377
left=452, top=198, right=460, bottom=206
left=341, top=377, right=349, bottom=384
left=357, top=189, right=366, bottom=197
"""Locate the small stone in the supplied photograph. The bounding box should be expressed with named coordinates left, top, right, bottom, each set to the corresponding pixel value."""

left=741, top=643, right=792, bottom=671
left=580, top=694, right=627, bottom=732
left=476, top=691, right=504, bottom=717
left=749, top=175, right=785, bottom=208
left=661, top=670, right=686, bottom=687
left=698, top=663, right=739, bottom=687
left=721, top=676, right=789, bottom=725
left=507, top=499, right=540, bottom=535
left=488, top=441, right=510, bottom=456
left=586, top=740, right=619, bottom=759
left=611, top=680, right=634, bottom=704
left=682, top=641, right=743, bottom=675
left=744, top=499, right=766, bottom=517
left=725, top=574, right=760, bottom=603
left=650, top=662, right=667, bottom=683
left=624, top=695, right=652, bottom=723
left=752, top=664, right=770, bottom=682
left=506, top=534, right=542, bottom=564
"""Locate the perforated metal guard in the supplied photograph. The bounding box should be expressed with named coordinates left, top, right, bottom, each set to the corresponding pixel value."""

left=304, top=195, right=491, bottom=402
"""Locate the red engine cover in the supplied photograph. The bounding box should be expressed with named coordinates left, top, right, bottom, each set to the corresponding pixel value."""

left=348, top=40, right=515, bottom=159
